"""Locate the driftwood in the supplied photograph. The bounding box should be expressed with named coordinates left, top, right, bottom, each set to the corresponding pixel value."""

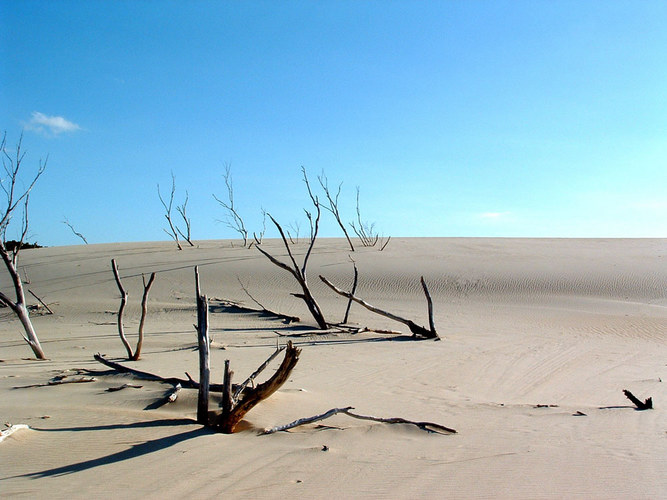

left=106, top=383, right=143, bottom=392
left=13, top=375, right=96, bottom=389
left=28, top=290, right=54, bottom=314
left=111, top=259, right=156, bottom=360
left=261, top=406, right=456, bottom=435
left=623, top=389, right=653, bottom=410
left=214, top=341, right=301, bottom=433
left=319, top=275, right=439, bottom=339
left=145, top=383, right=182, bottom=410
left=0, top=424, right=30, bottom=443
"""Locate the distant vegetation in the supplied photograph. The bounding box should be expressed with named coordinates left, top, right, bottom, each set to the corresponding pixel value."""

left=3, top=240, right=42, bottom=251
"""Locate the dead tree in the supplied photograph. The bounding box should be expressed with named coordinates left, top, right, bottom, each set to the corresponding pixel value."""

left=255, top=171, right=328, bottom=329
left=213, top=163, right=248, bottom=246
left=320, top=274, right=439, bottom=339
left=111, top=259, right=156, bottom=360
left=350, top=186, right=380, bottom=247
left=158, top=172, right=183, bottom=250
left=176, top=191, right=194, bottom=246
left=62, top=217, right=88, bottom=244
left=316, top=169, right=355, bottom=252
left=0, top=133, right=46, bottom=359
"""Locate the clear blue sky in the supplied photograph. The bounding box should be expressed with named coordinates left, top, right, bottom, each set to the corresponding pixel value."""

left=1, top=1, right=665, bottom=246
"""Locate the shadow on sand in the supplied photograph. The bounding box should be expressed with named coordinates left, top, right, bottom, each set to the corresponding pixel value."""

left=10, top=418, right=212, bottom=479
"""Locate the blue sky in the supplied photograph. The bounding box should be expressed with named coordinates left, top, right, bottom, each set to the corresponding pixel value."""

left=1, top=1, right=665, bottom=246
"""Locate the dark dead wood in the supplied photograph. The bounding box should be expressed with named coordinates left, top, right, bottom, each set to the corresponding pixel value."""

left=261, top=406, right=456, bottom=435
left=236, top=278, right=301, bottom=323
left=106, top=383, right=143, bottom=392
left=197, top=293, right=210, bottom=425
left=233, top=344, right=285, bottom=401
left=214, top=341, right=301, bottom=433
left=623, top=389, right=653, bottom=410
left=93, top=353, right=236, bottom=393
left=319, top=275, right=439, bottom=339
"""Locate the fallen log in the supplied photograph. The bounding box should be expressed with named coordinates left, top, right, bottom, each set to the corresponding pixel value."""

left=13, top=376, right=96, bottom=389
left=261, top=406, right=456, bottom=435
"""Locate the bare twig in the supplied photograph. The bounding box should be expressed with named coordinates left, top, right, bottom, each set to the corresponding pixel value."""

left=28, top=289, right=54, bottom=314
left=213, top=163, right=248, bottom=246
left=317, top=170, right=355, bottom=251
left=62, top=217, right=88, bottom=244
left=158, top=172, right=183, bottom=250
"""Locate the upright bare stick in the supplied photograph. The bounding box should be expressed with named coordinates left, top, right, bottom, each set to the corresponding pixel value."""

left=213, top=163, right=248, bottom=246
left=111, top=259, right=156, bottom=360
left=197, top=292, right=210, bottom=425
left=316, top=169, right=355, bottom=252
left=111, top=259, right=132, bottom=358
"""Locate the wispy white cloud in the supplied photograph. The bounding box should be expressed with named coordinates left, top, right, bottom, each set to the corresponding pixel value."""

left=479, top=211, right=511, bottom=219
left=25, top=112, right=81, bottom=136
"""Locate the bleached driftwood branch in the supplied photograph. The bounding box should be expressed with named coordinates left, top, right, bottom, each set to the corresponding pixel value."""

left=261, top=406, right=456, bottom=435
left=0, top=424, right=30, bottom=443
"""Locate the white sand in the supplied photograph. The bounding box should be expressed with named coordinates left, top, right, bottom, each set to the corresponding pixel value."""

left=1, top=238, right=665, bottom=498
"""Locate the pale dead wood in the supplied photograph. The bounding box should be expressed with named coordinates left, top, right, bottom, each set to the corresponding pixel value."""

left=62, top=217, right=88, bottom=244
left=0, top=424, right=30, bottom=443
left=111, top=259, right=132, bottom=358
left=316, top=169, right=355, bottom=252
left=261, top=406, right=456, bottom=435
left=28, top=289, right=54, bottom=314
left=0, top=133, right=47, bottom=359
left=14, top=376, right=96, bottom=389
left=319, top=275, right=439, bottom=339
left=111, top=260, right=156, bottom=360
left=213, top=163, right=248, bottom=246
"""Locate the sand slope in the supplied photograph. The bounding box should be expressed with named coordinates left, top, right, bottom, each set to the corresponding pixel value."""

left=1, top=238, right=665, bottom=498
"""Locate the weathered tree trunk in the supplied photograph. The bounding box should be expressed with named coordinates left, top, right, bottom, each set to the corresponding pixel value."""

left=197, top=292, right=210, bottom=425
left=214, top=342, right=301, bottom=433
left=133, top=272, right=157, bottom=360
left=0, top=246, right=46, bottom=359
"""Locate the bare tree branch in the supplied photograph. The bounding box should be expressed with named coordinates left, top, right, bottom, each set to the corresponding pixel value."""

left=157, top=172, right=183, bottom=250
left=62, top=217, right=88, bottom=244
left=213, top=163, right=248, bottom=246
left=317, top=170, right=355, bottom=251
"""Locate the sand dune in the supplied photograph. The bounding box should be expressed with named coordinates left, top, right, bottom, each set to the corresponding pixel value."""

left=1, top=238, right=665, bottom=498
